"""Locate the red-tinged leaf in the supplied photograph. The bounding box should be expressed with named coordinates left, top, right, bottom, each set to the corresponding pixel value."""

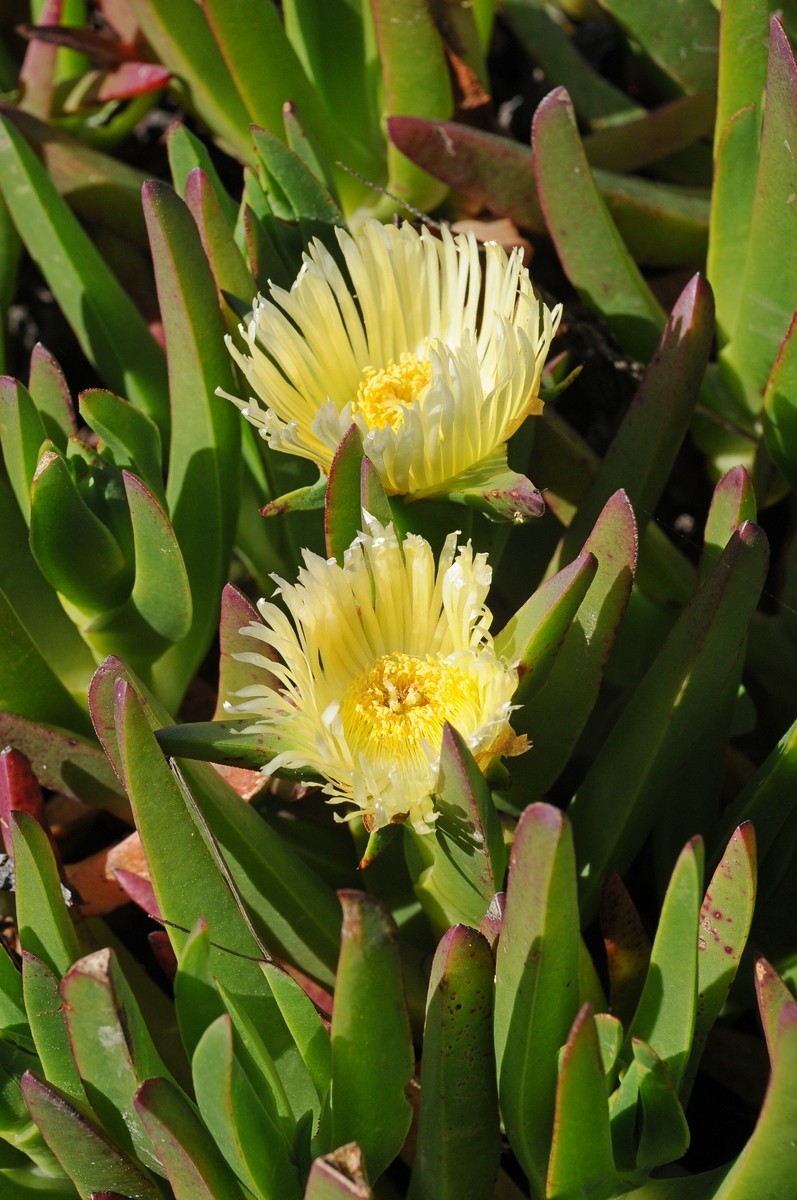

left=559, top=274, right=715, bottom=564
left=183, top=167, right=255, bottom=330
left=571, top=523, right=769, bottom=923
left=94, top=61, right=171, bottom=101
left=305, top=1144, right=372, bottom=1199
left=581, top=93, right=717, bottom=174
left=214, top=582, right=277, bottom=720
left=710, top=1002, right=797, bottom=1197
left=755, top=957, right=795, bottom=1066
left=330, top=891, right=413, bottom=1181
left=0, top=712, right=129, bottom=820
left=682, top=824, right=757, bottom=1099
left=17, top=23, right=138, bottom=67
left=134, top=1076, right=246, bottom=1200
left=142, top=180, right=241, bottom=708
left=699, top=466, right=757, bottom=584
left=21, top=1072, right=162, bottom=1200
left=494, top=804, right=580, bottom=1195
left=114, top=867, right=161, bottom=919
left=0, top=747, right=60, bottom=867
left=721, top=17, right=797, bottom=408
left=505, top=490, right=637, bottom=807
left=28, top=343, right=76, bottom=450
left=546, top=1004, right=623, bottom=1200
left=387, top=117, right=545, bottom=233
left=148, top=929, right=177, bottom=981
left=763, top=312, right=797, bottom=489
left=18, top=0, right=61, bottom=120
left=409, top=926, right=501, bottom=1200
left=601, top=871, right=652, bottom=1030
left=532, top=88, right=665, bottom=364
left=325, top=425, right=364, bottom=564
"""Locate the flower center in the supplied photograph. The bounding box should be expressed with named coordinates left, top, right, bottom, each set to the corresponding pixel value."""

left=340, top=652, right=479, bottom=770
left=355, top=355, right=431, bottom=432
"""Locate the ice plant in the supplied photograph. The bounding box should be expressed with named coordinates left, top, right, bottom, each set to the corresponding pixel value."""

left=222, top=219, right=561, bottom=497
left=226, top=517, right=520, bottom=832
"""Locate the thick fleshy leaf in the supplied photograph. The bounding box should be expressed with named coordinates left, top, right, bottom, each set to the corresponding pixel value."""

left=682, top=826, right=757, bottom=1099
left=532, top=89, right=665, bottom=364
left=0, top=746, right=56, bottom=862
left=79, top=389, right=164, bottom=506
left=27, top=345, right=74, bottom=451
left=62, top=947, right=177, bottom=1174
left=600, top=0, right=719, bottom=95
left=11, top=812, right=80, bottom=980
left=710, top=1002, right=797, bottom=1198
left=193, top=1014, right=301, bottom=1199
left=143, top=181, right=240, bottom=709
left=763, top=314, right=797, bottom=489
left=29, top=447, right=132, bottom=616
left=184, top=167, right=255, bottom=327
left=153, top=719, right=312, bottom=777
left=359, top=455, right=393, bottom=530
left=505, top=490, right=637, bottom=806
left=546, top=1004, right=622, bottom=1200
left=410, top=446, right=545, bottom=522
left=502, top=0, right=642, bottom=127
left=720, top=18, right=797, bottom=408
left=611, top=1038, right=690, bottom=1173
left=260, top=961, right=331, bottom=1105
left=325, top=425, right=363, bottom=564
left=494, top=553, right=597, bottom=699
left=0, top=116, right=169, bottom=433
left=0, top=713, right=128, bottom=819
left=493, top=804, right=580, bottom=1196
left=21, top=1072, right=161, bottom=1200
left=754, top=956, right=795, bottom=1065
left=0, top=377, right=47, bottom=523
left=370, top=0, right=452, bottom=212
left=570, top=523, right=768, bottom=922
left=134, top=1076, right=247, bottom=1200
left=623, top=838, right=704, bottom=1092
left=0, top=942, right=26, bottom=1035
left=261, top=473, right=328, bottom=520
left=167, top=122, right=238, bottom=229
left=708, top=105, right=759, bottom=347
left=408, top=926, right=500, bottom=1200
left=0, top=583, right=94, bottom=739
left=716, top=0, right=774, bottom=136
left=417, top=725, right=506, bottom=931
left=582, top=94, right=716, bottom=173
left=214, top=583, right=277, bottom=719
left=600, top=872, right=652, bottom=1031
left=558, top=274, right=714, bottom=562
left=251, top=126, right=345, bottom=257
left=22, top=953, right=85, bottom=1105
left=699, top=466, right=757, bottom=585
left=329, top=892, right=413, bottom=1181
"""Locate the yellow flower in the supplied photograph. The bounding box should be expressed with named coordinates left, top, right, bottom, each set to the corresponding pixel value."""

left=226, top=518, right=519, bottom=833
left=221, top=219, right=561, bottom=496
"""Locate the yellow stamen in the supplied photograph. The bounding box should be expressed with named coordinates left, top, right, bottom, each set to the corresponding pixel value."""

left=355, top=355, right=431, bottom=432
left=340, top=652, right=480, bottom=773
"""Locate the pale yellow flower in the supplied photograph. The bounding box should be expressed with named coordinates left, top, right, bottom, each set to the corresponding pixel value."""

left=221, top=219, right=561, bottom=496
left=226, top=518, right=519, bottom=833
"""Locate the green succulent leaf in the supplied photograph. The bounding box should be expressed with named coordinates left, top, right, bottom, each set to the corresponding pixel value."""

left=142, top=180, right=241, bottom=710
left=251, top=126, right=345, bottom=258
left=152, top=720, right=313, bottom=778
left=27, top=345, right=76, bottom=453
left=329, top=891, right=413, bottom=1181
left=20, top=1072, right=161, bottom=1200
left=79, top=390, right=165, bottom=507
left=708, top=105, right=760, bottom=348
left=61, top=947, right=180, bottom=1175
left=184, top=167, right=256, bottom=332
left=22, top=953, right=86, bottom=1106
left=0, top=378, right=48, bottom=523
left=599, top=0, right=719, bottom=96
left=408, top=925, right=501, bottom=1200
left=133, top=1076, right=248, bottom=1200
left=259, top=961, right=331, bottom=1108
left=546, top=1004, right=623, bottom=1200
left=167, top=122, right=238, bottom=230
left=699, top=466, right=757, bottom=585
left=531, top=89, right=665, bottom=364
left=493, top=804, right=580, bottom=1196
left=581, top=94, right=716, bottom=173
left=0, top=943, right=26, bottom=1036
left=11, top=812, right=81, bottom=981
left=0, top=115, right=169, bottom=436
left=570, top=522, right=769, bottom=922
left=753, top=956, right=795, bottom=1065
left=325, top=425, right=364, bottom=564
left=192, top=1014, right=301, bottom=1200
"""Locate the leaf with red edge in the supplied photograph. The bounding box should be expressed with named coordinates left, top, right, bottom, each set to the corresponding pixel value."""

left=94, top=61, right=171, bottom=101
left=213, top=582, right=277, bottom=720
left=754, top=956, right=795, bottom=1066
left=0, top=747, right=60, bottom=865
left=184, top=167, right=255, bottom=332
left=532, top=88, right=664, bottom=364
left=28, top=342, right=76, bottom=451
left=601, top=872, right=652, bottom=1031
left=18, top=0, right=61, bottom=120
left=304, top=1144, right=372, bottom=1199
left=699, top=466, right=757, bottom=585
left=325, top=425, right=364, bottom=564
